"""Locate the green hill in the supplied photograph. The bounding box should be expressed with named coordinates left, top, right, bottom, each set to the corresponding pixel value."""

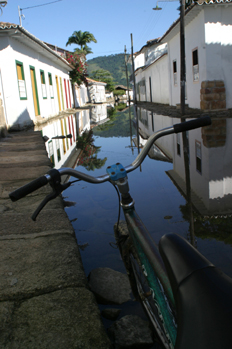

left=87, top=54, right=131, bottom=87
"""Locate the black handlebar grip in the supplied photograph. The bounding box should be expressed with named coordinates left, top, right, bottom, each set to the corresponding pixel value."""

left=173, top=116, right=211, bottom=134
left=9, top=175, right=48, bottom=202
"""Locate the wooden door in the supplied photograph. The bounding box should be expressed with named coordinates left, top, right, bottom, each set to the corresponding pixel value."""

left=30, top=67, right=40, bottom=116
left=55, top=76, right=61, bottom=111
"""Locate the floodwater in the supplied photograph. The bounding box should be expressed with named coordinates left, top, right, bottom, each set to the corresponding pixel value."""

left=41, top=104, right=232, bottom=336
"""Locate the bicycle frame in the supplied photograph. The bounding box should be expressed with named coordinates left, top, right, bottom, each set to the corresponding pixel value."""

left=114, top=179, right=177, bottom=349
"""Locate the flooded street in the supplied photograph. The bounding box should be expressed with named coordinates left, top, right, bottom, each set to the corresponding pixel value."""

left=41, top=104, right=232, bottom=327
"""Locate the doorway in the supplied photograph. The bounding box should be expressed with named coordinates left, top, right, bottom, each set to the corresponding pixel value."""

left=30, top=66, right=40, bottom=116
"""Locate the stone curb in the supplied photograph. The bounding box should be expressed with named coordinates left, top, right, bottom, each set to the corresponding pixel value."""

left=0, top=130, right=112, bottom=348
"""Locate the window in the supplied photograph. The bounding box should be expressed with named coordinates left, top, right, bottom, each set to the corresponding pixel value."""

left=48, top=140, right=54, bottom=167
left=48, top=73, right=54, bottom=98
left=60, top=77, right=64, bottom=109
left=173, top=60, right=177, bottom=86
left=16, top=61, right=27, bottom=100
left=177, top=133, right=181, bottom=156
left=192, top=49, right=199, bottom=82
left=40, top=70, right=47, bottom=98
left=139, top=108, right=148, bottom=128
left=55, top=138, right=61, bottom=162
left=196, top=141, right=202, bottom=174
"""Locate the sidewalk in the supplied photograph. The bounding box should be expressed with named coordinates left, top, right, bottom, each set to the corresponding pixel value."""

left=0, top=131, right=111, bottom=348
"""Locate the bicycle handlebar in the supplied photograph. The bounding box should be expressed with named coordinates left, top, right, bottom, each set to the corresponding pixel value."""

left=173, top=116, right=211, bottom=133
left=9, top=175, right=49, bottom=202
left=9, top=116, right=211, bottom=202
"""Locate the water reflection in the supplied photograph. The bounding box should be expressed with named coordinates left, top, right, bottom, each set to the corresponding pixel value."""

left=37, top=105, right=110, bottom=169
left=137, top=107, right=232, bottom=248
left=36, top=114, right=77, bottom=169
left=76, top=130, right=107, bottom=171
left=38, top=105, right=232, bottom=281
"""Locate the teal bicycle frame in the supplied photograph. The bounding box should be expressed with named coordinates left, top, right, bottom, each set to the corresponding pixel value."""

left=107, top=162, right=177, bottom=348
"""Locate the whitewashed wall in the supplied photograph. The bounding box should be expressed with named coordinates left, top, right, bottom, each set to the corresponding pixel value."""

left=145, top=43, right=168, bottom=66
left=172, top=118, right=232, bottom=214
left=168, top=5, right=232, bottom=109
left=88, top=84, right=106, bottom=103
left=204, top=5, right=232, bottom=108
left=0, top=36, right=73, bottom=129
left=41, top=114, right=77, bottom=169
left=146, top=54, right=169, bottom=104
left=135, top=54, right=169, bottom=104
left=138, top=108, right=175, bottom=160
left=168, top=10, right=206, bottom=108
left=90, top=104, right=107, bottom=124
left=73, top=83, right=89, bottom=107
left=76, top=109, right=90, bottom=134
left=134, top=52, right=145, bottom=70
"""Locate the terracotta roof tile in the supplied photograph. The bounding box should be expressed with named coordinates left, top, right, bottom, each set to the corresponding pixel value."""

left=0, top=21, right=18, bottom=29
left=197, top=0, right=232, bottom=4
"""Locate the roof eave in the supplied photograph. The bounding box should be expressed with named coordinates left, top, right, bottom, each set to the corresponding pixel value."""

left=0, top=24, right=73, bottom=70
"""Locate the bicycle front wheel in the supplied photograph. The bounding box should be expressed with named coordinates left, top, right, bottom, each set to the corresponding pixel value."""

left=114, top=221, right=176, bottom=349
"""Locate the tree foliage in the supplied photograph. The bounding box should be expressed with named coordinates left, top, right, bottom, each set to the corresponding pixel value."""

left=93, top=107, right=135, bottom=137
left=113, top=89, right=125, bottom=96
left=66, top=52, right=88, bottom=86
left=90, top=69, right=115, bottom=92
left=87, top=54, right=131, bottom=87
left=66, top=30, right=97, bottom=57
left=76, top=130, right=107, bottom=171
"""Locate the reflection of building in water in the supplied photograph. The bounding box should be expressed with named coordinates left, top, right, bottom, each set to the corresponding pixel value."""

left=169, top=118, right=232, bottom=217
left=40, top=114, right=77, bottom=169
left=74, top=105, right=109, bottom=135
left=137, top=108, right=232, bottom=216
left=75, top=109, right=90, bottom=134
left=138, top=135, right=172, bottom=163
left=90, top=104, right=109, bottom=127
left=137, top=107, right=174, bottom=160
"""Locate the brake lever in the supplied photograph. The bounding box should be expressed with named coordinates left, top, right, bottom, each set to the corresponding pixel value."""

left=31, top=182, right=71, bottom=221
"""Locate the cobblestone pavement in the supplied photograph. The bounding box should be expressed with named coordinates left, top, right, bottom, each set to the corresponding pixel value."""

left=0, top=130, right=111, bottom=349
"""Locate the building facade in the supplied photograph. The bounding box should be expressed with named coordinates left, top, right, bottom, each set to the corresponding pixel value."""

left=0, top=22, right=73, bottom=131
left=132, top=1, right=232, bottom=110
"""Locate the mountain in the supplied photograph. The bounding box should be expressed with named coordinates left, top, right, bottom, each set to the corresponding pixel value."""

left=87, top=54, right=131, bottom=87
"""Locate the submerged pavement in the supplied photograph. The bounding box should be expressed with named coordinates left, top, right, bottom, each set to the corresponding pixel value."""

left=0, top=131, right=111, bottom=348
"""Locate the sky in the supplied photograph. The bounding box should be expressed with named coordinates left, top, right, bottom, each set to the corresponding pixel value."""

left=0, top=0, right=180, bottom=60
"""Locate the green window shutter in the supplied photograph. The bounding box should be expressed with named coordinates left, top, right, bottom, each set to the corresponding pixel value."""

left=48, top=73, right=54, bottom=98
left=16, top=60, right=27, bottom=100
left=40, top=70, right=47, bottom=99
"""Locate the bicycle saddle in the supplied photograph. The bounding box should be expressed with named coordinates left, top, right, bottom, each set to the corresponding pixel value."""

left=159, top=233, right=232, bottom=349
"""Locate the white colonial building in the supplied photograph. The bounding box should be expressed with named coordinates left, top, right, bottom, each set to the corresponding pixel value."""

left=87, top=78, right=107, bottom=104
left=132, top=0, right=232, bottom=110
left=0, top=22, right=75, bottom=131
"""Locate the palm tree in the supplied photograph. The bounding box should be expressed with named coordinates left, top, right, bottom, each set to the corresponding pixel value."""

left=74, top=44, right=93, bottom=56
left=66, top=30, right=97, bottom=56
